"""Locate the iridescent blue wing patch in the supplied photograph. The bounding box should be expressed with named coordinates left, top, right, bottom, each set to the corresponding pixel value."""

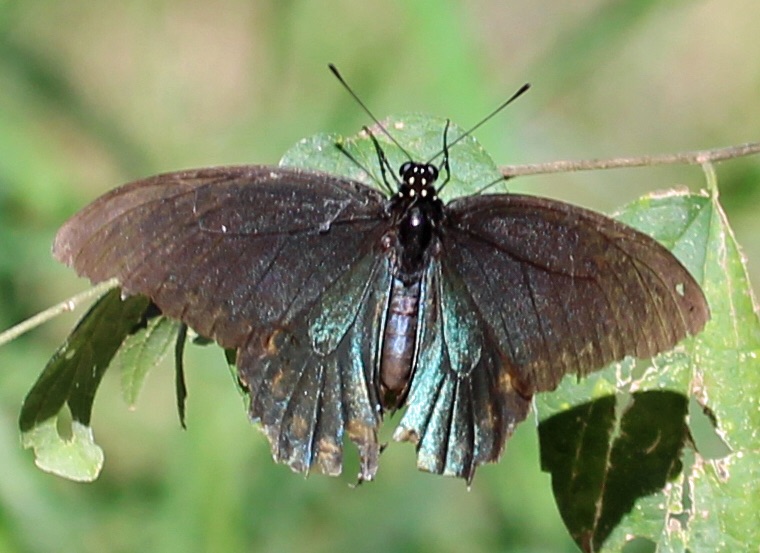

left=394, top=259, right=531, bottom=483
left=239, top=254, right=393, bottom=480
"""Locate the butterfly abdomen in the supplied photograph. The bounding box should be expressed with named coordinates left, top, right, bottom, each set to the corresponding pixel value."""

left=380, top=277, right=421, bottom=407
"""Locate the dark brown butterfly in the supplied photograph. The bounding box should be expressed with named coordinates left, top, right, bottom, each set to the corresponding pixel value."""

left=52, top=84, right=709, bottom=483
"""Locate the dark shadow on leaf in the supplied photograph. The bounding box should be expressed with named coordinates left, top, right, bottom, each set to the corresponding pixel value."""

left=539, top=390, right=688, bottom=553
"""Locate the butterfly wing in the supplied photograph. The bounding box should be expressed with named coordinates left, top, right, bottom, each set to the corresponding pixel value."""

left=443, top=193, right=709, bottom=394
left=242, top=253, right=393, bottom=480
left=54, top=166, right=388, bottom=348
left=394, top=259, right=531, bottom=482
left=395, top=193, right=709, bottom=480
left=54, top=165, right=391, bottom=476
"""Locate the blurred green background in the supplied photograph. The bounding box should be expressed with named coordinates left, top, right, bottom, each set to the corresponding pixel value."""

left=1, top=1, right=758, bottom=552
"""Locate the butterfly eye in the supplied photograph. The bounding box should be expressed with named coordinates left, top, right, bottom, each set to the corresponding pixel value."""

left=399, top=161, right=413, bottom=179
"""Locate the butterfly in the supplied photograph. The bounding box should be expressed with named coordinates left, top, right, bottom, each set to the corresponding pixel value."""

left=52, top=74, right=709, bottom=484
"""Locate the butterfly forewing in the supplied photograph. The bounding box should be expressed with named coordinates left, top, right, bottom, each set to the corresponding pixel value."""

left=443, top=193, right=709, bottom=395
left=53, top=166, right=388, bottom=351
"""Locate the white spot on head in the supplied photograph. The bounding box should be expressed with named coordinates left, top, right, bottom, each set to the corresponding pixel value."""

left=409, top=189, right=416, bottom=197
left=221, top=224, right=228, bottom=233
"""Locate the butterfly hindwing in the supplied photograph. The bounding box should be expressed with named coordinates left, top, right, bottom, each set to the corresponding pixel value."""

left=238, top=256, right=390, bottom=480
left=395, top=259, right=531, bottom=482
left=238, top=254, right=393, bottom=479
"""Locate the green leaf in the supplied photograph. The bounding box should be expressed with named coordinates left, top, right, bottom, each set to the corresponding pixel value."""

left=174, top=323, right=188, bottom=429
left=536, top=187, right=760, bottom=552
left=279, top=113, right=506, bottom=200
left=20, top=419, right=104, bottom=482
left=19, top=289, right=152, bottom=480
left=672, top=190, right=759, bottom=552
left=115, top=314, right=180, bottom=408
left=19, top=289, right=152, bottom=430
left=609, top=186, right=760, bottom=552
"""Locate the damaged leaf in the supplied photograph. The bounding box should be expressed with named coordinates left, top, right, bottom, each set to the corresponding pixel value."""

left=537, top=183, right=760, bottom=551
left=19, top=289, right=153, bottom=480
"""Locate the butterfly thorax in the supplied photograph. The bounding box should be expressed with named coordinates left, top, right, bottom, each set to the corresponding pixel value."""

left=391, top=161, right=444, bottom=280
left=380, top=162, right=443, bottom=407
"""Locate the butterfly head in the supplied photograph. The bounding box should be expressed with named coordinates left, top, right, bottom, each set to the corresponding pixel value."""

left=397, top=161, right=439, bottom=202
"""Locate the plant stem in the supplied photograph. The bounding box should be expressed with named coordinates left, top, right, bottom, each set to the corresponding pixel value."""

left=500, top=141, right=760, bottom=178
left=0, top=279, right=119, bottom=347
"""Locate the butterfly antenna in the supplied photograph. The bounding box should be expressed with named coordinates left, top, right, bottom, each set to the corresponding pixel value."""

left=435, top=119, right=452, bottom=194
left=472, top=174, right=515, bottom=196
left=334, top=140, right=395, bottom=196
left=329, top=63, right=414, bottom=160
left=364, top=126, right=402, bottom=193
left=426, top=82, right=531, bottom=165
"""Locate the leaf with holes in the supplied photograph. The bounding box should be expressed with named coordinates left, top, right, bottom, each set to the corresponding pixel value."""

left=537, top=186, right=760, bottom=552
left=19, top=289, right=153, bottom=480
